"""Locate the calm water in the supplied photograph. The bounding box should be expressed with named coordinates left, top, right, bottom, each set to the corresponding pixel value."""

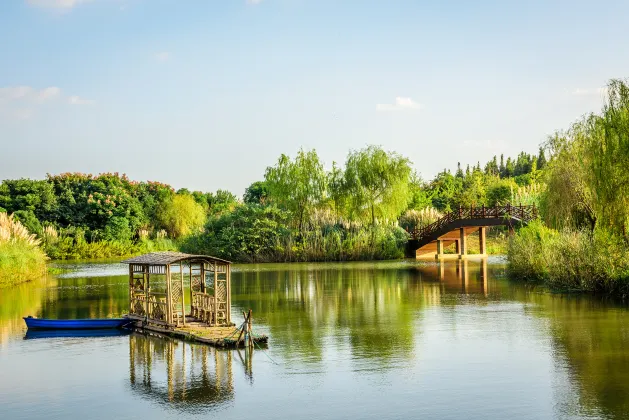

left=1, top=258, right=629, bottom=419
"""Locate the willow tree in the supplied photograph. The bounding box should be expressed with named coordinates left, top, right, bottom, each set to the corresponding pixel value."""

left=343, top=145, right=411, bottom=228
left=264, top=149, right=327, bottom=231
left=586, top=79, right=629, bottom=238
left=540, top=126, right=596, bottom=230
left=157, top=194, right=206, bottom=238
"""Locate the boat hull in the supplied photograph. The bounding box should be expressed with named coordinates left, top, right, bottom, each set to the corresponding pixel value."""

left=23, top=317, right=131, bottom=330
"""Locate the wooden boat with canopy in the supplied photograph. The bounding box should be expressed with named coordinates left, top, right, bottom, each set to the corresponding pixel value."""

left=122, top=251, right=232, bottom=328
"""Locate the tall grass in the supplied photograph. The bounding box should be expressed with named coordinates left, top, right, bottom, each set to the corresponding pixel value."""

left=508, top=221, right=629, bottom=297
left=0, top=213, right=48, bottom=287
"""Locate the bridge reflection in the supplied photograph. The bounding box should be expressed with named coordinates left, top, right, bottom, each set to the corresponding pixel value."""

left=128, top=333, right=236, bottom=410
left=410, top=259, right=490, bottom=295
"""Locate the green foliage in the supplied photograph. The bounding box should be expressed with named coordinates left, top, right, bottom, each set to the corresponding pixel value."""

left=0, top=213, right=48, bottom=287
left=157, top=194, right=206, bottom=239
left=182, top=203, right=407, bottom=263
left=508, top=222, right=629, bottom=297
left=12, top=210, right=42, bottom=235
left=343, top=145, right=411, bottom=226
left=182, top=204, right=291, bottom=262
left=264, top=149, right=327, bottom=231
left=243, top=181, right=269, bottom=205
left=0, top=242, right=48, bottom=287
left=586, top=79, right=629, bottom=237
left=0, top=179, right=57, bottom=220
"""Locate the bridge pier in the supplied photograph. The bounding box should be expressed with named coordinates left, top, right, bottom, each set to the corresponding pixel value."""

left=458, top=228, right=467, bottom=259
left=478, top=226, right=487, bottom=257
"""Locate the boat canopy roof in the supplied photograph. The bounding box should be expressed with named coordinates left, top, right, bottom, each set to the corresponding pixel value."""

left=122, top=251, right=231, bottom=266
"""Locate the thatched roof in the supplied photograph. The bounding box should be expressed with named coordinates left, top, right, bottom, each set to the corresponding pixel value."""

left=122, top=251, right=231, bottom=266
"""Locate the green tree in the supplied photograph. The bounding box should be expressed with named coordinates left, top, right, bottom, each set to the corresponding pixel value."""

left=243, top=181, right=269, bottom=205
left=540, top=128, right=596, bottom=230
left=264, top=149, right=327, bottom=231
left=157, top=194, right=206, bottom=238
left=586, top=78, right=629, bottom=237
left=343, top=145, right=412, bottom=227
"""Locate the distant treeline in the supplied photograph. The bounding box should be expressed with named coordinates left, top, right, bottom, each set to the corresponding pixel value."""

left=0, top=144, right=543, bottom=262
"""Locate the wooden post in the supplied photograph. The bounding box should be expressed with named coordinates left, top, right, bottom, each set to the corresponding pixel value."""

left=144, top=265, right=149, bottom=320
left=180, top=262, right=186, bottom=326
left=436, top=239, right=444, bottom=259
left=128, top=265, right=134, bottom=315
left=200, top=263, right=206, bottom=294
left=166, top=264, right=172, bottom=325
left=459, top=227, right=467, bottom=258
left=479, top=226, right=486, bottom=256
left=189, top=263, right=193, bottom=316
left=247, top=309, right=253, bottom=349
left=455, top=239, right=460, bottom=254
left=214, top=268, right=218, bottom=327
left=226, top=265, right=231, bottom=324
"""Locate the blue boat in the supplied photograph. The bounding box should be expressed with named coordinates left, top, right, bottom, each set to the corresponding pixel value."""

left=23, top=316, right=132, bottom=330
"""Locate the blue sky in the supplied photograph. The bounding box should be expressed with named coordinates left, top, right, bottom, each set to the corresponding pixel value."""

left=1, top=0, right=626, bottom=195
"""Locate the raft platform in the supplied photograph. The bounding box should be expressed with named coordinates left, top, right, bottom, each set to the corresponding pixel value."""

left=127, top=315, right=268, bottom=348
left=121, top=252, right=268, bottom=349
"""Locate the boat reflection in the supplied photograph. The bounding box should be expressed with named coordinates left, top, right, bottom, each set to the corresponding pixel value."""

left=128, top=332, right=235, bottom=410
left=24, top=328, right=131, bottom=340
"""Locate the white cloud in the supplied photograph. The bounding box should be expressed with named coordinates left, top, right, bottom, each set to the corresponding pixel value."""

left=26, top=0, right=94, bottom=9
left=376, top=96, right=422, bottom=112
left=247, top=0, right=262, bottom=4
left=68, top=95, right=95, bottom=105
left=0, top=86, right=61, bottom=103
left=155, top=52, right=170, bottom=62
left=0, top=85, right=94, bottom=120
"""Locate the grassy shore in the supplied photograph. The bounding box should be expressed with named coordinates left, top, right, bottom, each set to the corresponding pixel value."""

left=507, top=221, right=629, bottom=298
left=0, top=213, right=48, bottom=288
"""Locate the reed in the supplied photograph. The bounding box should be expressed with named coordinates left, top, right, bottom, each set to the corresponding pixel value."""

left=507, top=221, right=629, bottom=297
left=0, top=213, right=48, bottom=287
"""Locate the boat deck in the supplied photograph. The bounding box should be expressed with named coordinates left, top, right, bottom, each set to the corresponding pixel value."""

left=126, top=315, right=268, bottom=348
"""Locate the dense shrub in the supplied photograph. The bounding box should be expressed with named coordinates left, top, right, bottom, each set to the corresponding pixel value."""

left=508, top=221, right=629, bottom=297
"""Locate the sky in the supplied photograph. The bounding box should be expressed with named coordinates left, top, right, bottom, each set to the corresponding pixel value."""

left=1, top=0, right=627, bottom=195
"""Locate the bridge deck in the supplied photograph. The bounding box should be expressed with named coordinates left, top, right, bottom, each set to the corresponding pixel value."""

left=406, top=205, right=537, bottom=259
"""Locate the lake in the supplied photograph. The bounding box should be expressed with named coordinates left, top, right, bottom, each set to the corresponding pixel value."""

left=1, top=258, right=628, bottom=419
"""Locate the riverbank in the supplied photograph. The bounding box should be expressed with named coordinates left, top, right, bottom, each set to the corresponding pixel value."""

left=507, top=221, right=629, bottom=298
left=0, top=213, right=48, bottom=288
left=0, top=242, right=48, bottom=288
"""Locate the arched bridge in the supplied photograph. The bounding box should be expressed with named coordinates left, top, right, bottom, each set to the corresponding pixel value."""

left=406, top=205, right=538, bottom=259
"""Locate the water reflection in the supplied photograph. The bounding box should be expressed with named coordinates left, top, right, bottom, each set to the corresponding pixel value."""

left=1, top=259, right=629, bottom=419
left=128, top=333, right=234, bottom=411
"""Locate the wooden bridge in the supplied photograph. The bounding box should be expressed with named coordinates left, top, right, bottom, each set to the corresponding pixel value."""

left=406, top=204, right=537, bottom=259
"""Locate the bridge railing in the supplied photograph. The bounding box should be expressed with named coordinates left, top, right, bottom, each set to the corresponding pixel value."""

left=409, top=204, right=538, bottom=240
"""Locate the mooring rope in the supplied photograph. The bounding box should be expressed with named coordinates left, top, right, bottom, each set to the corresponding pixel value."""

left=250, top=327, right=279, bottom=365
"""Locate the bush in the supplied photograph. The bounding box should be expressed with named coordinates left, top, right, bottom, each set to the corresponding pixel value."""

left=182, top=204, right=408, bottom=263
left=508, top=221, right=629, bottom=297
